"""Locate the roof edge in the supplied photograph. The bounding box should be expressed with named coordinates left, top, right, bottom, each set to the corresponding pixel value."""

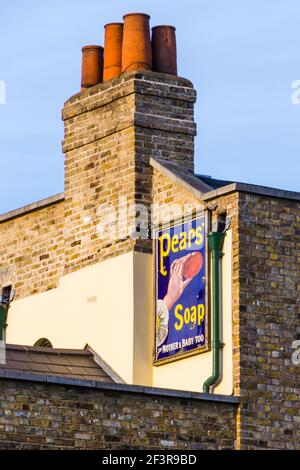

left=0, top=369, right=240, bottom=405
left=5, top=343, right=90, bottom=355
left=150, top=158, right=300, bottom=203
left=150, top=157, right=213, bottom=199
left=201, top=182, right=300, bottom=202
left=85, top=344, right=126, bottom=384
left=0, top=193, right=65, bottom=224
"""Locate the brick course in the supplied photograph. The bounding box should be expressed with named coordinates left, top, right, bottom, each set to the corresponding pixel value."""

left=0, top=377, right=237, bottom=450
left=236, top=193, right=300, bottom=449
left=0, top=200, right=65, bottom=299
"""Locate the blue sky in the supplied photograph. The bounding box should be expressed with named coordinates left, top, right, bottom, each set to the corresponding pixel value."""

left=0, top=1, right=299, bottom=213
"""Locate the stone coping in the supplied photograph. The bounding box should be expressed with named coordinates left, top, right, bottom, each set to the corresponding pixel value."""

left=64, top=70, right=195, bottom=108
left=150, top=157, right=212, bottom=199
left=151, top=157, right=300, bottom=203
left=0, top=369, right=239, bottom=405
left=0, top=193, right=65, bottom=224
left=201, top=182, right=300, bottom=202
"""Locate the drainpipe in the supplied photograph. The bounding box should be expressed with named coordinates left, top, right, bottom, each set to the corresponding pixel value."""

left=0, top=304, right=8, bottom=342
left=0, top=286, right=14, bottom=343
left=203, top=231, right=225, bottom=393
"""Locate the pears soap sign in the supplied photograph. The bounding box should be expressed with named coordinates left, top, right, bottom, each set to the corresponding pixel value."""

left=154, top=216, right=209, bottom=365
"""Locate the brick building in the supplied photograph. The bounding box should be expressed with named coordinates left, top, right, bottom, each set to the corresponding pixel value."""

left=0, top=13, right=299, bottom=449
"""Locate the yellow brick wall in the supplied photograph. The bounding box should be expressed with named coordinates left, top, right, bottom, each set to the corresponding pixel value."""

left=0, top=201, right=64, bottom=299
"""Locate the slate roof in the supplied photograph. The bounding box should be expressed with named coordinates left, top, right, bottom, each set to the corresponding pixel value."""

left=195, top=175, right=234, bottom=190
left=0, top=344, right=120, bottom=383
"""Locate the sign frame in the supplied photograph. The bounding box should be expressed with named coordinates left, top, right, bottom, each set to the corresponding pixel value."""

left=153, top=213, right=210, bottom=366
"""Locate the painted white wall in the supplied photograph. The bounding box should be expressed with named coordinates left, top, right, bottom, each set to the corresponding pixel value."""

left=7, top=252, right=135, bottom=383
left=133, top=252, right=153, bottom=386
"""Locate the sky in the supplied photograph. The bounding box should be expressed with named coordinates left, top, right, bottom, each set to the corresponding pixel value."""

left=0, top=0, right=300, bottom=214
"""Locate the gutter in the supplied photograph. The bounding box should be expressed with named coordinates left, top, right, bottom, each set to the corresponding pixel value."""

left=203, top=231, right=225, bottom=393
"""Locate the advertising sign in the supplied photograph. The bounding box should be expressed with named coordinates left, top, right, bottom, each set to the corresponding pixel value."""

left=154, top=216, right=208, bottom=364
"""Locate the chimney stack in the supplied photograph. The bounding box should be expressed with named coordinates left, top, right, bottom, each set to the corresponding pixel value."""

left=64, top=15, right=196, bottom=273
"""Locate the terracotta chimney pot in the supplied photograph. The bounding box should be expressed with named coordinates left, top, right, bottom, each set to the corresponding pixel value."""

left=81, top=45, right=104, bottom=91
left=152, top=26, right=177, bottom=76
left=103, top=23, right=124, bottom=81
left=122, top=13, right=152, bottom=73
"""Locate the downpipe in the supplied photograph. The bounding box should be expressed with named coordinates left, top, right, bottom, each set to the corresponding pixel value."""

left=203, top=231, right=225, bottom=393
left=0, top=304, right=8, bottom=342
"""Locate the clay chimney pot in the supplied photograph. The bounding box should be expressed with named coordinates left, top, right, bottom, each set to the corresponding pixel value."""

left=81, top=45, right=104, bottom=91
left=122, top=13, right=152, bottom=73
left=103, top=23, right=124, bottom=81
left=152, top=26, right=177, bottom=76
